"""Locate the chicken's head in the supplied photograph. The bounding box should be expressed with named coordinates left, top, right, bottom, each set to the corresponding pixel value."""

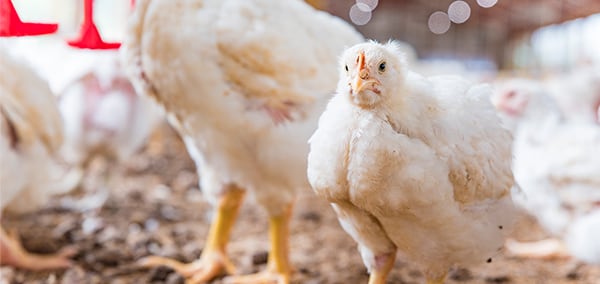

left=492, top=79, right=559, bottom=120
left=492, top=87, right=529, bottom=118
left=493, top=79, right=546, bottom=118
left=337, top=41, right=407, bottom=108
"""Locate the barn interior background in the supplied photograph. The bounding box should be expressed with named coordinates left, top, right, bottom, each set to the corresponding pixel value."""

left=1, top=0, right=599, bottom=283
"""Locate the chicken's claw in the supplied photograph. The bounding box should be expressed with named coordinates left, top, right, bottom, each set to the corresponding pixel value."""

left=137, top=250, right=236, bottom=283
left=0, top=228, right=77, bottom=271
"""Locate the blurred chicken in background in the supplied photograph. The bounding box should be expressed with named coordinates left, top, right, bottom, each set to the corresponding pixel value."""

left=493, top=79, right=600, bottom=264
left=5, top=37, right=164, bottom=205
left=58, top=52, right=163, bottom=195
left=0, top=48, right=80, bottom=270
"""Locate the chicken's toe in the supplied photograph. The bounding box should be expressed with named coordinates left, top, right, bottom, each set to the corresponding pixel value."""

left=137, top=250, right=236, bottom=283
left=0, top=228, right=76, bottom=271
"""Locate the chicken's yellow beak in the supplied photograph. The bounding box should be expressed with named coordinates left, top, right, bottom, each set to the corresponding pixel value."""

left=351, top=52, right=374, bottom=94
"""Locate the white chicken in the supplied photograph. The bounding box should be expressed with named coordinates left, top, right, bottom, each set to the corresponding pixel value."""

left=122, top=0, right=363, bottom=283
left=307, top=41, right=516, bottom=284
left=59, top=52, right=162, bottom=182
left=493, top=79, right=600, bottom=264
left=0, top=48, right=80, bottom=270
left=4, top=40, right=163, bottom=193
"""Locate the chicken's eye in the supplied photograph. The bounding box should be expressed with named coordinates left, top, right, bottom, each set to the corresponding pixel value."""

left=345, top=65, right=348, bottom=72
left=378, top=62, right=386, bottom=72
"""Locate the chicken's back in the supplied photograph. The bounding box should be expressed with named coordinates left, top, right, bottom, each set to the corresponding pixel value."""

left=395, top=75, right=515, bottom=271
left=124, top=0, right=363, bottom=132
left=401, top=74, right=514, bottom=205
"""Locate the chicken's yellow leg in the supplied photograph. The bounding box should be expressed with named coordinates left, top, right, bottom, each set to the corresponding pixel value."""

left=367, top=251, right=396, bottom=284
left=0, top=226, right=76, bottom=271
left=138, top=187, right=245, bottom=283
left=267, top=202, right=292, bottom=279
left=226, top=202, right=293, bottom=284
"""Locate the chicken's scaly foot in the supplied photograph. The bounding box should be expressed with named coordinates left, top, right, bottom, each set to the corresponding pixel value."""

left=0, top=227, right=76, bottom=271
left=224, top=202, right=293, bottom=284
left=137, top=188, right=245, bottom=283
left=505, top=238, right=570, bottom=260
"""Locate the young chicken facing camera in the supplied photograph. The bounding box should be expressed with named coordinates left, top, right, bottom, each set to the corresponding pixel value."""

left=307, top=41, right=516, bottom=284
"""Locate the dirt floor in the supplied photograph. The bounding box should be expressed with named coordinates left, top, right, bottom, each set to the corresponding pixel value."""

left=1, top=124, right=599, bottom=284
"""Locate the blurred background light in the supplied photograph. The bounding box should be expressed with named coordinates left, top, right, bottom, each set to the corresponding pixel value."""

left=349, top=3, right=372, bottom=26
left=428, top=11, right=451, bottom=34
left=477, top=0, right=498, bottom=8
left=448, top=1, right=471, bottom=24
left=356, top=0, right=378, bottom=12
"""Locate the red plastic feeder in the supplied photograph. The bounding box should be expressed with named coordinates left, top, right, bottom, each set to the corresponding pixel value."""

left=68, top=0, right=120, bottom=49
left=0, top=0, right=58, bottom=36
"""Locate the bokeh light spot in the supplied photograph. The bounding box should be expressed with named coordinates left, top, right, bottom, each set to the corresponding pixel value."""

left=428, top=11, right=451, bottom=34
left=356, top=0, right=378, bottom=12
left=350, top=4, right=372, bottom=26
left=477, top=0, right=498, bottom=8
left=448, top=1, right=471, bottom=24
